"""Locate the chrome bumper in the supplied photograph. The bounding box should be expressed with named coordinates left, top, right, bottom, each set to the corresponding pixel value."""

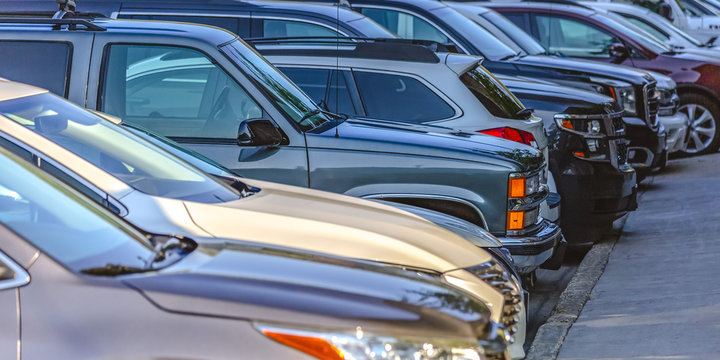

left=659, top=112, right=689, bottom=153
left=498, top=220, right=562, bottom=275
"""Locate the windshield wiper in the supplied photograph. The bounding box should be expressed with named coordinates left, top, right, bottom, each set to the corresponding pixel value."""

left=144, top=235, right=197, bottom=270
left=81, top=264, right=147, bottom=276
left=299, top=108, right=348, bottom=124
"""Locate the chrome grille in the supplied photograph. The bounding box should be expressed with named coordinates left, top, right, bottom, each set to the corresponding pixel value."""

left=644, top=84, right=660, bottom=128
left=616, top=141, right=628, bottom=165
left=467, top=261, right=523, bottom=344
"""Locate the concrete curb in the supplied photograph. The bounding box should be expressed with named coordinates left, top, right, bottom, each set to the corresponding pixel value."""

left=523, top=176, right=654, bottom=360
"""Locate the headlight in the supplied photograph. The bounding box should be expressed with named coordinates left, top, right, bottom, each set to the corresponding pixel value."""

left=612, top=86, right=637, bottom=116
left=507, top=173, right=542, bottom=232
left=256, top=324, right=484, bottom=360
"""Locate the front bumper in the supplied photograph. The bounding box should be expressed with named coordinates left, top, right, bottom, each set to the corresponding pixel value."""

left=659, top=112, right=689, bottom=153
left=554, top=158, right=637, bottom=243
left=624, top=116, right=665, bottom=172
left=498, top=220, right=562, bottom=275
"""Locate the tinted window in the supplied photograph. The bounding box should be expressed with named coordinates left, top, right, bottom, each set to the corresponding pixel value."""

left=354, top=71, right=454, bottom=123
left=361, top=8, right=451, bottom=44
left=480, top=11, right=547, bottom=56
left=0, top=93, right=241, bottom=204
left=0, top=41, right=70, bottom=97
left=328, top=71, right=360, bottom=116
left=125, top=15, right=251, bottom=38
left=623, top=15, right=671, bottom=41
left=280, top=67, right=330, bottom=105
left=263, top=19, right=341, bottom=38
left=460, top=66, right=528, bottom=120
left=0, top=149, right=153, bottom=274
left=102, top=44, right=262, bottom=139
left=535, top=15, right=616, bottom=58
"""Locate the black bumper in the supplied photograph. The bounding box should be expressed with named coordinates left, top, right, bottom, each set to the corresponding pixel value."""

left=553, top=158, right=637, bottom=244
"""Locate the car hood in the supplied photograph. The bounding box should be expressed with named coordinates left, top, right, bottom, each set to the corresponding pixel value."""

left=308, top=119, right=544, bottom=172
left=182, top=178, right=494, bottom=273
left=663, top=51, right=720, bottom=64
left=122, top=243, right=492, bottom=338
left=509, top=54, right=655, bottom=85
left=497, top=75, right=622, bottom=115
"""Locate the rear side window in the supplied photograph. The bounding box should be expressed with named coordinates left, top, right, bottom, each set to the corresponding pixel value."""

left=0, top=41, right=71, bottom=97
left=360, top=8, right=450, bottom=44
left=121, top=14, right=251, bottom=38
left=353, top=71, right=454, bottom=123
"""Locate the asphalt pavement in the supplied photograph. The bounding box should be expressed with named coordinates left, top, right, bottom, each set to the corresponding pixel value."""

left=557, top=154, right=720, bottom=359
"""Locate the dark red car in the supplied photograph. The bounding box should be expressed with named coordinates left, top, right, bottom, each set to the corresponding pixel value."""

left=486, top=1, right=720, bottom=155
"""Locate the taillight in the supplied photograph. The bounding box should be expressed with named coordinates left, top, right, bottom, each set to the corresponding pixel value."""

left=478, top=127, right=536, bottom=147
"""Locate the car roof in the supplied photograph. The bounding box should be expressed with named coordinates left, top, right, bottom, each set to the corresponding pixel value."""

left=0, top=17, right=239, bottom=44
left=483, top=1, right=598, bottom=15
left=0, top=79, right=48, bottom=102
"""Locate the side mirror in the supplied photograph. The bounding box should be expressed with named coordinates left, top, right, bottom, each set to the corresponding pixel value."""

left=658, top=3, right=673, bottom=20
left=707, top=36, right=718, bottom=47
left=237, top=119, right=285, bottom=147
left=609, top=42, right=629, bottom=63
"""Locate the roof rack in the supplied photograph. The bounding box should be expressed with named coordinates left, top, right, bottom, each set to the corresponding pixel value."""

left=0, top=0, right=106, bottom=31
left=245, top=36, right=459, bottom=63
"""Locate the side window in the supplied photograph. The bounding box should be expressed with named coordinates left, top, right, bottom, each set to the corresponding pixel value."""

left=130, top=15, right=251, bottom=38
left=503, top=13, right=529, bottom=32
left=0, top=41, right=71, bottom=97
left=360, top=8, right=450, bottom=44
left=353, top=71, right=454, bottom=123
left=624, top=16, right=670, bottom=41
left=279, top=67, right=330, bottom=105
left=262, top=19, right=340, bottom=38
left=535, top=15, right=616, bottom=58
left=328, top=71, right=362, bottom=116
left=101, top=44, right=263, bottom=139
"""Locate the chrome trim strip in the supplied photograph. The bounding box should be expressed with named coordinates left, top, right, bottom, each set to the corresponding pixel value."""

left=0, top=251, right=30, bottom=291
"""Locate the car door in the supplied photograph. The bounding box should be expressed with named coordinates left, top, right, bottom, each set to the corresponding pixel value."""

left=86, top=35, right=310, bottom=187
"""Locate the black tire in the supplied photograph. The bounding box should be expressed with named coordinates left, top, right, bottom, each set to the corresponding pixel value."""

left=678, top=93, right=720, bottom=156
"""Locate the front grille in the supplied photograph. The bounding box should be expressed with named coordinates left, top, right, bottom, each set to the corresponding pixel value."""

left=616, top=141, right=628, bottom=165
left=609, top=114, right=626, bottom=136
left=468, top=261, right=523, bottom=345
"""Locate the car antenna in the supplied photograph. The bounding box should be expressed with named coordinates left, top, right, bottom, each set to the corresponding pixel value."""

left=53, top=0, right=76, bottom=19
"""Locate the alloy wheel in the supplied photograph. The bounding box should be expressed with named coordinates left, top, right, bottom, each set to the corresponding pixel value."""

left=680, top=103, right=717, bottom=154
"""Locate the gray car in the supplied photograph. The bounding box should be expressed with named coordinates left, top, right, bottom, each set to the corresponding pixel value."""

left=0, top=146, right=504, bottom=360
left=0, top=14, right=562, bottom=277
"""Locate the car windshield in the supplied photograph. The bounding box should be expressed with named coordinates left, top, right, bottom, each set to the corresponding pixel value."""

left=593, top=13, right=672, bottom=53
left=460, top=65, right=530, bottom=120
left=431, top=6, right=518, bottom=60
left=0, top=93, right=241, bottom=203
left=480, top=10, right=548, bottom=56
left=0, top=147, right=154, bottom=274
left=221, top=39, right=330, bottom=129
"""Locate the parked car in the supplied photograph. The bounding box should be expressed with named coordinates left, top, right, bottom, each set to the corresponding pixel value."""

left=249, top=38, right=634, bottom=244
left=584, top=2, right=720, bottom=54
left=487, top=1, right=720, bottom=155
left=606, top=0, right=720, bottom=43
left=447, top=3, right=689, bottom=155
left=0, top=144, right=507, bottom=360
left=0, top=76, right=532, bottom=355
left=0, top=13, right=564, bottom=287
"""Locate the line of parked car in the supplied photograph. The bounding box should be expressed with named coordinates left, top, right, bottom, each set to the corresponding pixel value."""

left=0, top=0, right=715, bottom=359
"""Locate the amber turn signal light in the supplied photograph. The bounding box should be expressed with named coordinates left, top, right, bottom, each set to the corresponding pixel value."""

left=507, top=211, right=525, bottom=231
left=262, top=330, right=345, bottom=360
left=508, top=177, right=526, bottom=198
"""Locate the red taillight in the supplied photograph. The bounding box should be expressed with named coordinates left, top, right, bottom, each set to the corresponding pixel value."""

left=478, top=127, right=536, bottom=147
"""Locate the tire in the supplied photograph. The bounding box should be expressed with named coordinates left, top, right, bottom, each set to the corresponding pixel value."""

left=678, top=93, right=720, bottom=156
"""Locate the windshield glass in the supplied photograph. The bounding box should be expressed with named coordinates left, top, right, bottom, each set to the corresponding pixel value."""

left=480, top=10, right=547, bottom=55
left=461, top=65, right=529, bottom=120
left=431, top=7, right=518, bottom=60
left=0, top=148, right=154, bottom=273
left=594, top=13, right=672, bottom=53
left=0, top=93, right=240, bottom=203
left=221, top=39, right=329, bottom=129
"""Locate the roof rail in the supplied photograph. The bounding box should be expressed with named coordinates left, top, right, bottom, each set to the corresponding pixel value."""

left=245, top=36, right=459, bottom=52
left=0, top=17, right=106, bottom=31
